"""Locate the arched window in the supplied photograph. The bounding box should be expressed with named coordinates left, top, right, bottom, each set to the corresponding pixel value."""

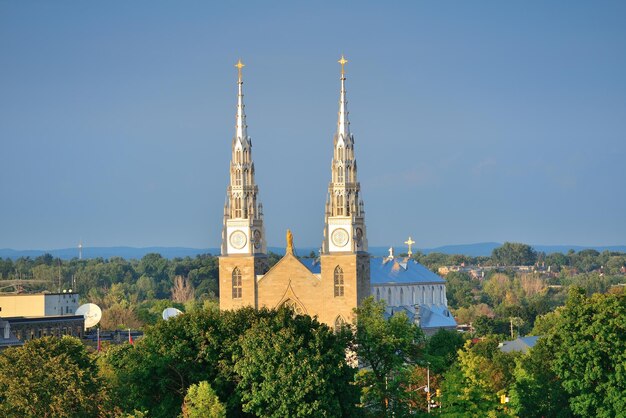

left=431, top=286, right=435, bottom=304
left=235, top=169, right=242, bottom=186
left=334, top=266, right=344, bottom=297
left=334, top=315, right=346, bottom=332
left=338, top=167, right=344, bottom=183
left=235, top=150, right=241, bottom=163
left=412, top=288, right=415, bottom=304
left=388, top=288, right=392, bottom=305
left=338, top=146, right=344, bottom=160
left=232, top=267, right=242, bottom=299
left=376, top=288, right=380, bottom=301
left=400, top=288, right=404, bottom=305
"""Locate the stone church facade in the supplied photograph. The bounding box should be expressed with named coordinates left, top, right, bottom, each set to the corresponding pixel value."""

left=219, top=58, right=369, bottom=327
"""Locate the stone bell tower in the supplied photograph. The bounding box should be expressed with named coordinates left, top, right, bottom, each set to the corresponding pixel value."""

left=219, top=60, right=267, bottom=310
left=320, top=56, right=370, bottom=325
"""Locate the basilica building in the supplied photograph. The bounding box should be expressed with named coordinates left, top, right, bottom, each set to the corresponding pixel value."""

left=218, top=58, right=455, bottom=334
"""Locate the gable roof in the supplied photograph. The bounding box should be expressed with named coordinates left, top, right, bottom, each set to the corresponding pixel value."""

left=371, top=258, right=445, bottom=285
left=499, top=336, right=541, bottom=353
left=300, top=256, right=445, bottom=285
left=258, top=252, right=320, bottom=284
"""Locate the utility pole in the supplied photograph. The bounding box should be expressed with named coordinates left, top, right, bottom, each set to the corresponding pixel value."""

left=427, top=363, right=431, bottom=414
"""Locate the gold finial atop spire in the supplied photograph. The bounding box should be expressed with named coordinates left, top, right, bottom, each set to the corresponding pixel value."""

left=235, top=59, right=245, bottom=81
left=404, top=236, right=415, bottom=257
left=286, top=229, right=294, bottom=254
left=338, top=55, right=348, bottom=76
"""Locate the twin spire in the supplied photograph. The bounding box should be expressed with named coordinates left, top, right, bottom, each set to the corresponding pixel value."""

left=233, top=56, right=351, bottom=142
left=224, top=56, right=365, bottom=254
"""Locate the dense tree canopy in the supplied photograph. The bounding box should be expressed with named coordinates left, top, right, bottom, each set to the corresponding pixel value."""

left=545, top=288, right=626, bottom=417
left=0, top=337, right=109, bottom=418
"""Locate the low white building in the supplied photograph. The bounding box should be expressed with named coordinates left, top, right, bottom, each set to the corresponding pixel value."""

left=370, top=257, right=457, bottom=335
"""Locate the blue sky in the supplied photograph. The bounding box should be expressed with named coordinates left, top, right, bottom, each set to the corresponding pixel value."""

left=1, top=1, right=625, bottom=250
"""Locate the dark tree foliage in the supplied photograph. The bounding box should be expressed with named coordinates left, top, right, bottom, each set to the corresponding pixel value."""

left=0, top=336, right=110, bottom=418
left=234, top=308, right=358, bottom=417
left=101, top=307, right=358, bottom=418
left=423, top=328, right=466, bottom=374
left=491, top=242, right=537, bottom=266
left=545, top=288, right=626, bottom=417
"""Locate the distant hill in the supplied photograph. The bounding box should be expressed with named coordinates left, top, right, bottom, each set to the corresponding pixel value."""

left=1, top=243, right=625, bottom=260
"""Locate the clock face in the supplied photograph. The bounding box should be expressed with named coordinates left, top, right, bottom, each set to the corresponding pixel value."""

left=229, top=230, right=247, bottom=249
left=253, top=230, right=262, bottom=249
left=331, top=228, right=349, bottom=248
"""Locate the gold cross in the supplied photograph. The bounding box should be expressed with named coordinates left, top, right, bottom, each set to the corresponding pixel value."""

left=404, top=236, right=415, bottom=257
left=338, top=55, right=348, bottom=75
left=235, top=59, right=245, bottom=80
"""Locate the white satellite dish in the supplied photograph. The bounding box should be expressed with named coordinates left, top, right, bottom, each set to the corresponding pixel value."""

left=75, top=303, right=102, bottom=329
left=162, top=307, right=183, bottom=320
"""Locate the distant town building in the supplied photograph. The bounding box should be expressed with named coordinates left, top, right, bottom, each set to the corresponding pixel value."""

left=498, top=336, right=540, bottom=353
left=0, top=292, right=84, bottom=345
left=0, top=292, right=79, bottom=317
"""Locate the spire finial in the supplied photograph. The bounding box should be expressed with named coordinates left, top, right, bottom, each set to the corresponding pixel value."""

left=235, top=59, right=245, bottom=81
left=338, top=55, right=348, bottom=76
left=337, top=55, right=350, bottom=137
left=404, top=236, right=415, bottom=257
left=234, top=59, right=247, bottom=140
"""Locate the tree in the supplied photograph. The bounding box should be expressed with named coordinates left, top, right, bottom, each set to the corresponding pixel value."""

left=423, top=328, right=466, bottom=374
left=444, top=272, right=476, bottom=309
left=439, top=338, right=518, bottom=418
left=354, top=298, right=424, bottom=417
left=181, top=381, right=226, bottom=418
left=491, top=242, right=537, bottom=266
left=509, top=339, right=572, bottom=418
left=233, top=307, right=358, bottom=418
left=0, top=336, right=110, bottom=418
left=171, top=275, right=195, bottom=303
left=544, top=288, right=626, bottom=417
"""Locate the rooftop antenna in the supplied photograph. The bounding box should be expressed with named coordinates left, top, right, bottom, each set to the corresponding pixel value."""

left=78, top=239, right=83, bottom=260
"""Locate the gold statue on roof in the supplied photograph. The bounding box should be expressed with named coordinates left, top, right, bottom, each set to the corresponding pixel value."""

left=286, top=229, right=294, bottom=254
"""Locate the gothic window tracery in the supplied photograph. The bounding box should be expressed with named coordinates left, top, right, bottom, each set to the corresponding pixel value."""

left=334, top=266, right=344, bottom=297
left=232, top=267, right=242, bottom=299
left=281, top=299, right=304, bottom=315
left=334, top=315, right=347, bottom=332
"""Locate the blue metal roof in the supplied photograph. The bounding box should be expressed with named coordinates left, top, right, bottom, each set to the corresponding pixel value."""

left=383, top=304, right=457, bottom=330
left=300, top=257, right=444, bottom=285
left=299, top=258, right=321, bottom=274
left=370, top=258, right=445, bottom=285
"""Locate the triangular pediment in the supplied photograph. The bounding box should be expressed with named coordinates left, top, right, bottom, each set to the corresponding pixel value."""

left=257, top=252, right=320, bottom=284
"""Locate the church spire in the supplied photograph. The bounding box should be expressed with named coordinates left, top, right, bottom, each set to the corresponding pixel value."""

left=337, top=55, right=350, bottom=138
left=235, top=59, right=247, bottom=142
left=322, top=55, right=367, bottom=254
left=221, top=59, right=266, bottom=256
